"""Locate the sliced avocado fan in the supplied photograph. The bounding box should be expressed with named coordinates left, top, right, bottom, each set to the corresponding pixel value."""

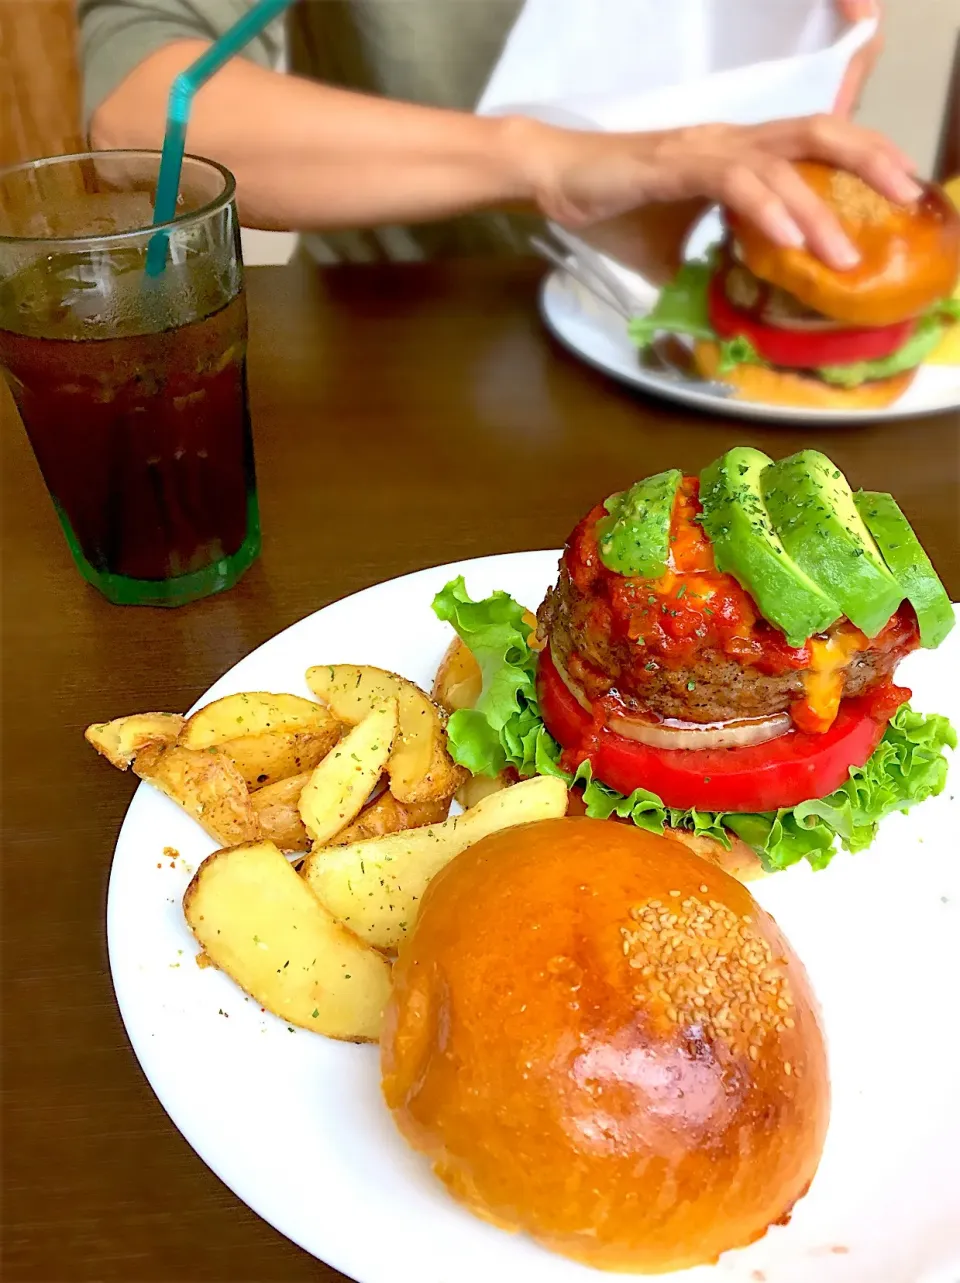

left=597, top=469, right=683, bottom=579
left=699, top=447, right=842, bottom=647
left=761, top=451, right=905, bottom=638
left=854, top=491, right=955, bottom=648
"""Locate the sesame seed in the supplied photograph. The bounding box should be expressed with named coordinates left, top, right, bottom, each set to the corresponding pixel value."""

left=784, top=1062, right=793, bottom=1075
left=829, top=170, right=894, bottom=224
left=621, top=893, right=794, bottom=1058
left=699, top=884, right=709, bottom=893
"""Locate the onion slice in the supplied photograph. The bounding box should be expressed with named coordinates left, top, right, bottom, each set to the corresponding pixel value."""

left=550, top=645, right=594, bottom=712
left=608, top=712, right=791, bottom=751
left=760, top=310, right=845, bottom=333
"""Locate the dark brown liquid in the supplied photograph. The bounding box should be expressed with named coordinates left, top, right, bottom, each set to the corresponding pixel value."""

left=0, top=281, right=256, bottom=583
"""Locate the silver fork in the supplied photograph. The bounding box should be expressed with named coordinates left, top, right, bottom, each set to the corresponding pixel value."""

left=530, top=232, right=733, bottom=398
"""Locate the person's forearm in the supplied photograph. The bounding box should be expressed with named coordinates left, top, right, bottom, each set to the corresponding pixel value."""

left=90, top=41, right=920, bottom=273
left=89, top=41, right=535, bottom=231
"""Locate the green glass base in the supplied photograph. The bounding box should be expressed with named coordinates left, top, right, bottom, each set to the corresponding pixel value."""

left=60, top=495, right=261, bottom=607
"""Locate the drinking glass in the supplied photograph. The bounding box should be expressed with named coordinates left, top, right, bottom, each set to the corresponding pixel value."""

left=0, top=151, right=260, bottom=606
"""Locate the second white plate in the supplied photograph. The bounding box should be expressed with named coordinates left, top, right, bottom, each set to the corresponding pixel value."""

left=539, top=212, right=960, bottom=424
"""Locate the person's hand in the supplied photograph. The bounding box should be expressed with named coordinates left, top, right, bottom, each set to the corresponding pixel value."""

left=834, top=0, right=884, bottom=117
left=517, top=113, right=920, bottom=273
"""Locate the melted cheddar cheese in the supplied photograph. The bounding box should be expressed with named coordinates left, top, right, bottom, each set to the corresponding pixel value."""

left=793, top=628, right=869, bottom=734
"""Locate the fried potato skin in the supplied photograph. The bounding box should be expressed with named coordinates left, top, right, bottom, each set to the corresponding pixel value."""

left=250, top=771, right=312, bottom=852
left=85, top=712, right=184, bottom=770
left=215, top=725, right=340, bottom=791
left=327, top=790, right=453, bottom=847
left=133, top=743, right=261, bottom=846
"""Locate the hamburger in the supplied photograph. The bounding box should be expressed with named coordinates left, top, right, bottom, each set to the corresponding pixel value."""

left=382, top=817, right=830, bottom=1272
left=431, top=449, right=955, bottom=876
left=628, top=163, right=960, bottom=409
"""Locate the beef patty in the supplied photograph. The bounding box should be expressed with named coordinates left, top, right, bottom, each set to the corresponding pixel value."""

left=539, top=567, right=912, bottom=724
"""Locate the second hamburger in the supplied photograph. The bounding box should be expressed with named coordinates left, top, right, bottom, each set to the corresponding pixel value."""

left=629, top=163, right=960, bottom=409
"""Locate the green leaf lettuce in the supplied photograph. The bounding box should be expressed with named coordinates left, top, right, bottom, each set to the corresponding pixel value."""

left=432, top=581, right=955, bottom=872
left=627, top=257, right=960, bottom=387
left=627, top=258, right=716, bottom=347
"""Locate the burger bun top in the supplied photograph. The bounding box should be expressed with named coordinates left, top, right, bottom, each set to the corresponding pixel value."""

left=728, top=162, right=960, bottom=327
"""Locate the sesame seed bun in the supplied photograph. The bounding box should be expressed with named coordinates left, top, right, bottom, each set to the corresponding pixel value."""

left=381, top=818, right=829, bottom=1273
left=728, top=163, right=960, bottom=328
left=692, top=339, right=917, bottom=410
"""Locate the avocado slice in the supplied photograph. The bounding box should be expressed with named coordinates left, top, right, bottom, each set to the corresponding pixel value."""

left=699, top=447, right=842, bottom=647
left=761, top=451, right=904, bottom=638
left=854, top=490, right=955, bottom=648
left=597, top=469, right=683, bottom=578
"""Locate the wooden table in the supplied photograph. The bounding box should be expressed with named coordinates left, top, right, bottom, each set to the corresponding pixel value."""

left=2, top=258, right=958, bottom=1282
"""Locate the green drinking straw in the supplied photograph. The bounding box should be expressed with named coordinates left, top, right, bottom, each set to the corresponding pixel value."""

left=145, top=0, right=296, bottom=277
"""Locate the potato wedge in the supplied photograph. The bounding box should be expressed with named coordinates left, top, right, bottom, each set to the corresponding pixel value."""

left=251, top=771, right=312, bottom=852
left=298, top=699, right=398, bottom=846
left=400, top=735, right=466, bottom=806
left=85, top=712, right=184, bottom=770
left=179, top=692, right=336, bottom=751
left=305, top=664, right=460, bottom=804
left=455, top=770, right=510, bottom=811
left=133, top=743, right=260, bottom=846
left=183, top=840, right=392, bottom=1040
left=328, top=789, right=453, bottom=847
left=431, top=637, right=482, bottom=713
left=215, top=725, right=340, bottom=791
left=301, top=775, right=568, bottom=950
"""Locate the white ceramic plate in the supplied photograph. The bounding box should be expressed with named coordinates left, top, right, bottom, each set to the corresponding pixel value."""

left=107, top=553, right=960, bottom=1283
left=539, top=211, right=960, bottom=424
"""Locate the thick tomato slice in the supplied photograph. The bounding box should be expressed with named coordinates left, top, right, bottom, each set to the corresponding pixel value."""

left=707, top=269, right=915, bottom=370
left=537, top=647, right=905, bottom=813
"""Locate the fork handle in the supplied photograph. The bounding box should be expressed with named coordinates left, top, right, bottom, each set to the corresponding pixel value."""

left=546, top=225, right=640, bottom=318
left=529, top=236, right=633, bottom=321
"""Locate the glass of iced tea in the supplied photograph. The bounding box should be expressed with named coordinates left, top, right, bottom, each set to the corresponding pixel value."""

left=0, top=151, right=260, bottom=606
